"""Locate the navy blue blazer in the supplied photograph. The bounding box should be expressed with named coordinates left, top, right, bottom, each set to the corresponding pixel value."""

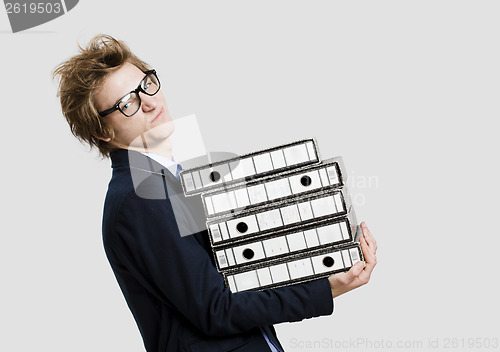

left=102, top=149, right=334, bottom=352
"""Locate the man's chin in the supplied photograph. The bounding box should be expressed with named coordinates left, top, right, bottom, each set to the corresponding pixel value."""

left=148, top=121, right=175, bottom=139
left=129, top=122, right=175, bottom=150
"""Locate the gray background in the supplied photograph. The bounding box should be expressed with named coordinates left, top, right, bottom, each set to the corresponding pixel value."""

left=1, top=1, right=499, bottom=351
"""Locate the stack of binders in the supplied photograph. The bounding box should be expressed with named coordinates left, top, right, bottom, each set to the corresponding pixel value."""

left=179, top=139, right=363, bottom=293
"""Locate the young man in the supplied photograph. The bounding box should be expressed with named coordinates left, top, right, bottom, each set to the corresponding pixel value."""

left=54, top=34, right=377, bottom=352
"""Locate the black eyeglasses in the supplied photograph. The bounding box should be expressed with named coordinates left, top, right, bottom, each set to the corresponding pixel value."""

left=99, top=70, right=161, bottom=118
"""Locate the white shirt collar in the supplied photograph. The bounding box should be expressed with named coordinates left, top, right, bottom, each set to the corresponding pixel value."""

left=140, top=152, right=179, bottom=176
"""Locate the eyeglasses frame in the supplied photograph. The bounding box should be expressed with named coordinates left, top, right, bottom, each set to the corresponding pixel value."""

left=98, top=69, right=160, bottom=118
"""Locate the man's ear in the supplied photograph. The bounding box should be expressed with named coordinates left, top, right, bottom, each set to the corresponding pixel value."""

left=94, top=134, right=111, bottom=142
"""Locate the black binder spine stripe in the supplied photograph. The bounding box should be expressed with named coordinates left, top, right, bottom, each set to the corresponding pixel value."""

left=223, top=243, right=364, bottom=293
left=207, top=187, right=351, bottom=247
left=213, top=210, right=359, bottom=271
left=180, top=139, right=319, bottom=196
left=202, top=158, right=346, bottom=218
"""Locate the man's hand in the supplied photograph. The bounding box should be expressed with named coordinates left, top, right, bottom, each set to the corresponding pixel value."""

left=328, top=222, right=377, bottom=298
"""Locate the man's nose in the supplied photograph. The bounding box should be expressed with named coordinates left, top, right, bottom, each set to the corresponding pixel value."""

left=140, top=93, right=157, bottom=111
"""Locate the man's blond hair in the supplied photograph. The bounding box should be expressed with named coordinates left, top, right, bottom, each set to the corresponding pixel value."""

left=53, top=34, right=151, bottom=157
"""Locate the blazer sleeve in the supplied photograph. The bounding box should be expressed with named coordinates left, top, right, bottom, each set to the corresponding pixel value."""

left=107, top=185, right=334, bottom=337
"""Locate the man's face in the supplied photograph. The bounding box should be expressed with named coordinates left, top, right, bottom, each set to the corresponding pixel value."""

left=94, top=62, right=174, bottom=150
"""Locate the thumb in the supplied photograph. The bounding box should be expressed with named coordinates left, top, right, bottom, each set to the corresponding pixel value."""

left=350, top=261, right=365, bottom=277
left=332, top=261, right=365, bottom=285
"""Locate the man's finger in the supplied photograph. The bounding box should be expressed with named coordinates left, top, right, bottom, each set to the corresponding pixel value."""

left=361, top=222, right=377, bottom=253
left=331, top=260, right=364, bottom=286
left=363, top=231, right=377, bottom=255
left=360, top=236, right=377, bottom=268
left=351, top=241, right=374, bottom=286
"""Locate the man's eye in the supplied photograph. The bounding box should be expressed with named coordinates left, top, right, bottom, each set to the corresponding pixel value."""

left=122, top=102, right=131, bottom=110
left=143, top=78, right=153, bottom=89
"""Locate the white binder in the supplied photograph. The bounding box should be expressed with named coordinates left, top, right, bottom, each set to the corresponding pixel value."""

left=179, top=138, right=364, bottom=293
left=202, top=157, right=347, bottom=218
left=207, top=187, right=352, bottom=246
left=213, top=210, right=361, bottom=271
left=223, top=243, right=364, bottom=292
left=179, top=139, right=319, bottom=196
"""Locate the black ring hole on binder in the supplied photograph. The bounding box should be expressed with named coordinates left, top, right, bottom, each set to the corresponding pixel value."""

left=236, top=222, right=248, bottom=233
left=300, top=175, right=312, bottom=187
left=209, top=171, right=221, bottom=182
left=323, top=256, right=335, bottom=268
left=242, top=248, right=255, bottom=260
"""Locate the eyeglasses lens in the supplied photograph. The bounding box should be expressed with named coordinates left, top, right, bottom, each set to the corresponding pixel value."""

left=142, top=73, right=160, bottom=95
left=118, top=92, right=141, bottom=117
left=115, top=72, right=160, bottom=117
